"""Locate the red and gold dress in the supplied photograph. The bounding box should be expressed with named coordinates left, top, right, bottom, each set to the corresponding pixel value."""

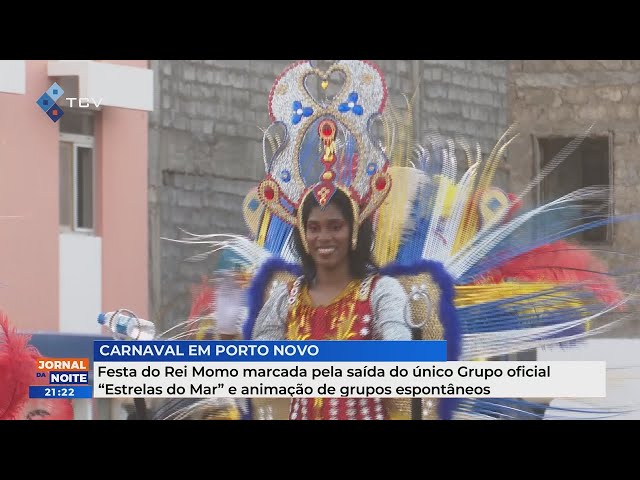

left=250, top=274, right=413, bottom=420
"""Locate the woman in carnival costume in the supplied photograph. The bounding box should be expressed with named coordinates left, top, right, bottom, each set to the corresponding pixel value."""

left=136, top=60, right=638, bottom=420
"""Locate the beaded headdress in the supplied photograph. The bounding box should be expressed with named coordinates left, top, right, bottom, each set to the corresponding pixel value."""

left=255, top=60, right=392, bottom=252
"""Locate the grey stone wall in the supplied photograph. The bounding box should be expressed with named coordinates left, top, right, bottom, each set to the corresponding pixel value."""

left=508, top=60, right=640, bottom=337
left=149, top=60, right=291, bottom=331
left=377, top=60, right=509, bottom=187
left=421, top=60, right=508, bottom=153
left=148, top=60, right=509, bottom=332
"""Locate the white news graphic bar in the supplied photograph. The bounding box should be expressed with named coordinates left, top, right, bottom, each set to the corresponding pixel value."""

left=93, top=361, right=606, bottom=399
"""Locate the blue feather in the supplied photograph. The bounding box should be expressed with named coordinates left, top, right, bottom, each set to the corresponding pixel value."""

left=460, top=212, right=640, bottom=284
left=263, top=215, right=293, bottom=257
left=459, top=398, right=547, bottom=419
left=396, top=190, right=431, bottom=264
left=457, top=285, right=600, bottom=334
left=459, top=397, right=634, bottom=420
left=242, top=257, right=302, bottom=340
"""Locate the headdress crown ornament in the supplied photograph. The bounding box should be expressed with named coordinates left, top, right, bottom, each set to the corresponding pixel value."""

left=256, top=60, right=393, bottom=249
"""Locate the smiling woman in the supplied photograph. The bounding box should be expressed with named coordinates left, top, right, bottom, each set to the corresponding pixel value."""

left=249, top=187, right=414, bottom=420
left=293, top=188, right=378, bottom=301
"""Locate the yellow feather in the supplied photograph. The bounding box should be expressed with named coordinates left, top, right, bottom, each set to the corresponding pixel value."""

left=373, top=167, right=417, bottom=265
left=256, top=210, right=271, bottom=247
left=455, top=282, right=586, bottom=315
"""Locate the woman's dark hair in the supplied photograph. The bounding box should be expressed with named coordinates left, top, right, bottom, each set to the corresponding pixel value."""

left=292, top=188, right=378, bottom=280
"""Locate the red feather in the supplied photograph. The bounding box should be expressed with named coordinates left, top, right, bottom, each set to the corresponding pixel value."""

left=0, top=313, right=74, bottom=420
left=0, top=312, right=40, bottom=420
left=478, top=240, right=624, bottom=306
left=185, top=276, right=215, bottom=336
left=189, top=276, right=216, bottom=321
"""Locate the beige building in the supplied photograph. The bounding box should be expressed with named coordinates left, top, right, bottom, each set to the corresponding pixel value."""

left=508, top=60, right=640, bottom=337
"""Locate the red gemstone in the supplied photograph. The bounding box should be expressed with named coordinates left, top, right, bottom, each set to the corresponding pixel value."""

left=264, top=186, right=275, bottom=200
left=322, top=124, right=332, bottom=136
left=375, top=177, right=386, bottom=191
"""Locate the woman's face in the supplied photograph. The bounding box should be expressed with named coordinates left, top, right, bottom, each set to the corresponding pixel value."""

left=305, top=203, right=351, bottom=271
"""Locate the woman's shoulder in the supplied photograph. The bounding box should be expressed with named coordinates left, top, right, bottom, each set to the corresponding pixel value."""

left=372, top=274, right=405, bottom=290
left=265, top=277, right=297, bottom=302
left=370, top=274, right=408, bottom=299
left=368, top=275, right=412, bottom=327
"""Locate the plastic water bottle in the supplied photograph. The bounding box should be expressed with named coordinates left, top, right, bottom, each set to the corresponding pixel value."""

left=98, top=310, right=156, bottom=340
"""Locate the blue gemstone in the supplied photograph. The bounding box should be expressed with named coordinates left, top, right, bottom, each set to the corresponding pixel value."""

left=338, top=103, right=350, bottom=113
left=487, top=197, right=502, bottom=212
left=352, top=105, right=364, bottom=115
left=248, top=198, right=260, bottom=211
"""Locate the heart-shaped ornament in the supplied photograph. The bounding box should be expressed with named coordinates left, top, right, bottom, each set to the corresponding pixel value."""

left=303, top=65, right=348, bottom=109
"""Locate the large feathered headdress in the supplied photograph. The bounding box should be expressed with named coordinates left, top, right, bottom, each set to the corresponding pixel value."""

left=253, top=60, right=392, bottom=252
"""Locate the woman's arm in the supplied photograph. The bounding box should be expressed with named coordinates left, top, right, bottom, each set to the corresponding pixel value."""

left=250, top=282, right=289, bottom=340
left=370, top=276, right=413, bottom=341
left=247, top=282, right=292, bottom=419
left=371, top=276, right=415, bottom=419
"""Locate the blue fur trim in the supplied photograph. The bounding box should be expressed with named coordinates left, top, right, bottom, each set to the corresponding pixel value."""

left=242, top=402, right=253, bottom=420
left=379, top=260, right=459, bottom=421
left=242, top=257, right=303, bottom=340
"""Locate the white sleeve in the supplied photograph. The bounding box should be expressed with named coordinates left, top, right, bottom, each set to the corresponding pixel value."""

left=370, top=276, right=413, bottom=341
left=250, top=283, right=289, bottom=340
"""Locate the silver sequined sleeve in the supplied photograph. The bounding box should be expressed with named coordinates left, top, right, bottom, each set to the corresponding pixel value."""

left=370, top=276, right=413, bottom=340
left=251, top=276, right=415, bottom=341
left=251, top=283, right=289, bottom=340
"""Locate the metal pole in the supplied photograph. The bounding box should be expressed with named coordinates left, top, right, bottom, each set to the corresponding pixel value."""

left=411, top=327, right=423, bottom=420
left=133, top=398, right=148, bottom=420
